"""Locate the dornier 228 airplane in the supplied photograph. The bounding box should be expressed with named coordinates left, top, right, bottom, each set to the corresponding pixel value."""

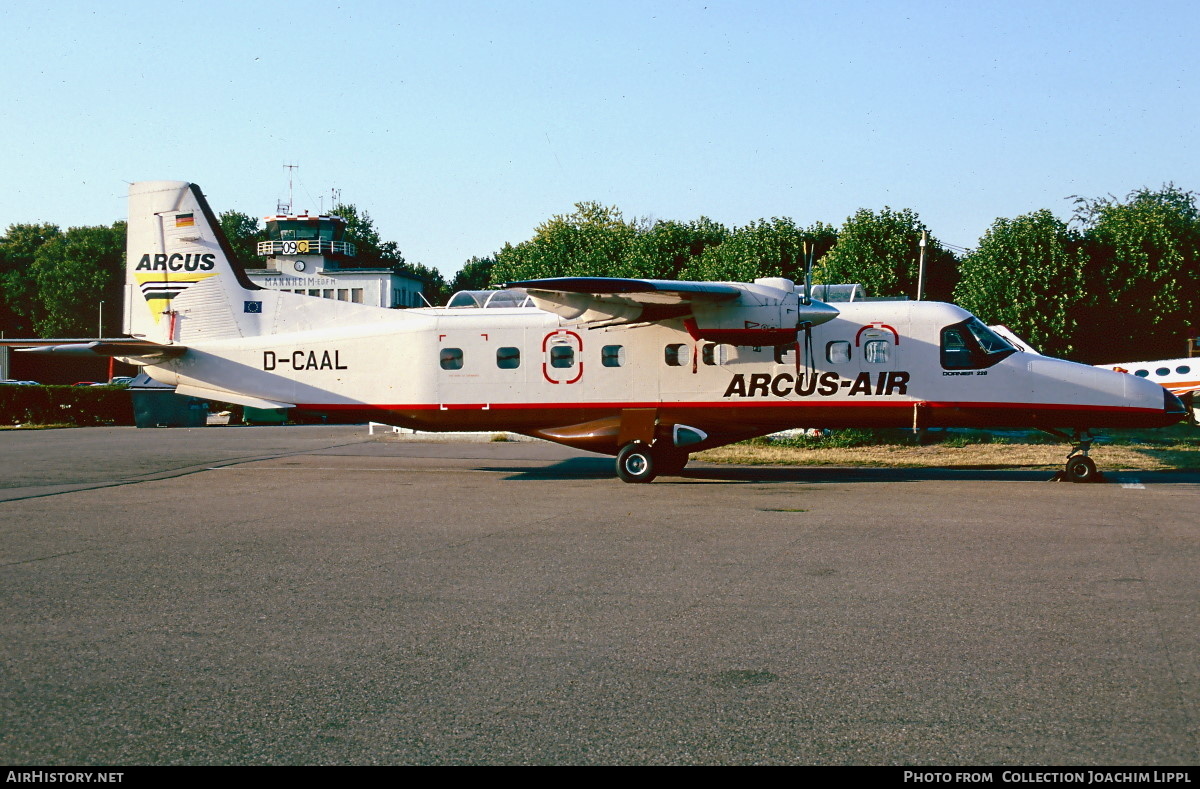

left=13, top=181, right=1187, bottom=483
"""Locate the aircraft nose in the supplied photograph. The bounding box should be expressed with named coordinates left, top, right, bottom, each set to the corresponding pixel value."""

left=1163, top=387, right=1187, bottom=419
left=799, top=300, right=839, bottom=327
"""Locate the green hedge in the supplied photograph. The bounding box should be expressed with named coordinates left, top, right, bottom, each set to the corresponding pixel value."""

left=0, top=385, right=135, bottom=427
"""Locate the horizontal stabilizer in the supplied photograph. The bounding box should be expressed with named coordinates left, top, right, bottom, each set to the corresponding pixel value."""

left=5, top=340, right=188, bottom=360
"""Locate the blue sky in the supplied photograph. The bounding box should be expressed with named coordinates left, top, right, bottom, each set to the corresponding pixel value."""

left=2, top=0, right=1196, bottom=275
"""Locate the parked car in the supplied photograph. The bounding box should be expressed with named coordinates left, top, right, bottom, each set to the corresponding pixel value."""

left=0, top=379, right=40, bottom=385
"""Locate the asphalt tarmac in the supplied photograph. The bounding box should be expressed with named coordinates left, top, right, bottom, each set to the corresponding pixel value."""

left=2, top=425, right=1198, bottom=765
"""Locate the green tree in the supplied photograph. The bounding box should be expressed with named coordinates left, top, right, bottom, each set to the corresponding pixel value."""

left=685, top=218, right=836, bottom=284
left=624, top=217, right=729, bottom=280
left=0, top=223, right=62, bottom=336
left=493, top=204, right=837, bottom=287
left=329, top=203, right=392, bottom=266
left=450, top=255, right=497, bottom=293
left=404, top=262, right=449, bottom=305
left=29, top=222, right=126, bottom=337
left=492, top=202, right=638, bottom=282
left=954, top=210, right=1086, bottom=358
left=219, top=210, right=266, bottom=268
left=815, top=207, right=956, bottom=300
left=1072, top=184, right=1200, bottom=362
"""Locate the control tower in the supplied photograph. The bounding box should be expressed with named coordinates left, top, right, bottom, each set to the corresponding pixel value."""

left=257, top=213, right=357, bottom=275
left=245, top=213, right=425, bottom=308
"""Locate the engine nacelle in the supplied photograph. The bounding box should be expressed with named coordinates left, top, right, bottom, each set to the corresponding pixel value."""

left=686, top=278, right=839, bottom=345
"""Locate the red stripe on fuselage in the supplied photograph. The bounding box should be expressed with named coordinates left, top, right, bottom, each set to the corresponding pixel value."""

left=302, top=400, right=1167, bottom=414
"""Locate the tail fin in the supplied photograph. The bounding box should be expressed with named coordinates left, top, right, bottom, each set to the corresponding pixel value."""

left=124, top=181, right=264, bottom=343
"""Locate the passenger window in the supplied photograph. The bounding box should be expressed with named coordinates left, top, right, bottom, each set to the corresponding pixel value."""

left=440, top=348, right=463, bottom=370
left=864, top=340, right=889, bottom=364
left=1178, top=366, right=1191, bottom=375
left=496, top=347, right=520, bottom=369
left=827, top=341, right=851, bottom=364
left=550, top=345, right=574, bottom=368
left=702, top=344, right=728, bottom=366
left=1156, top=367, right=1170, bottom=377
left=602, top=345, right=625, bottom=368
left=665, top=343, right=687, bottom=367
left=1134, top=369, right=1149, bottom=377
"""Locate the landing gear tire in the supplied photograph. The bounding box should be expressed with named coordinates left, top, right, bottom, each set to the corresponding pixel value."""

left=1065, top=455, right=1098, bottom=484
left=616, top=442, right=657, bottom=484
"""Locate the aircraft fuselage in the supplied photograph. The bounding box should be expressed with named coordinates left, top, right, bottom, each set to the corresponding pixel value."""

left=144, top=298, right=1180, bottom=455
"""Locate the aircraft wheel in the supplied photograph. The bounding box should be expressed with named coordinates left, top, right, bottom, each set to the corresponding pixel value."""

left=1065, top=455, right=1098, bottom=483
left=656, top=450, right=689, bottom=476
left=616, top=442, right=657, bottom=484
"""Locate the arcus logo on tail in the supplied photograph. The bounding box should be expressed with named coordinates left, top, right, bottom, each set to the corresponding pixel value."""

left=134, top=251, right=219, bottom=323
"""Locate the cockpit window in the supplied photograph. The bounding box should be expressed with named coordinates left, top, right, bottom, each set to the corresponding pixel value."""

left=941, top=318, right=1017, bottom=370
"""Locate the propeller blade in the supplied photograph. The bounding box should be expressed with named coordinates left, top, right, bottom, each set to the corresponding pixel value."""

left=802, top=242, right=812, bottom=305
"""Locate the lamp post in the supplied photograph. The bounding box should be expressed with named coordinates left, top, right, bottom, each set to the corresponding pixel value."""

left=916, top=232, right=927, bottom=301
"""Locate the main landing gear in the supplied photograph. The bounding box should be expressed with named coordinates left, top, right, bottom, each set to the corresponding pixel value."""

left=615, top=442, right=689, bottom=484
left=1051, top=429, right=1102, bottom=483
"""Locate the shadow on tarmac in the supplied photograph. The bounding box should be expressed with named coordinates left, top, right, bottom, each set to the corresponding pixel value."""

left=479, top=459, right=1200, bottom=485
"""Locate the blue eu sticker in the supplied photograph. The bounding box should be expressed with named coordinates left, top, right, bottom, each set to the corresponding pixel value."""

left=244, top=301, right=263, bottom=314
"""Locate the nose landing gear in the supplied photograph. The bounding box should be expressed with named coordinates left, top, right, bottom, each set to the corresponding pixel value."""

left=1053, top=429, right=1103, bottom=483
left=1064, top=453, right=1099, bottom=483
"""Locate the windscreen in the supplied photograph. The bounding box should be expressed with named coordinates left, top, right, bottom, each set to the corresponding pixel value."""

left=941, top=317, right=1017, bottom=369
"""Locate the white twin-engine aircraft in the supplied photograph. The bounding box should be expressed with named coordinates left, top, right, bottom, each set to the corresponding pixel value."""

left=26, top=181, right=1188, bottom=483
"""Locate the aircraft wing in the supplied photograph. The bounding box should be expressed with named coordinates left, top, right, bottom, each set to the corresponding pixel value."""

left=508, top=277, right=743, bottom=301
left=506, top=277, right=743, bottom=325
